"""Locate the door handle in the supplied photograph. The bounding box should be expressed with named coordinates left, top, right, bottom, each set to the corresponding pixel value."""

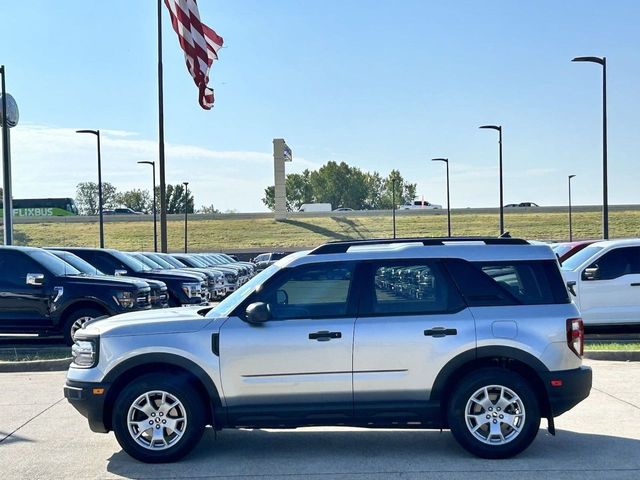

left=631, top=283, right=640, bottom=287
left=424, top=327, right=457, bottom=338
left=309, top=330, right=342, bottom=341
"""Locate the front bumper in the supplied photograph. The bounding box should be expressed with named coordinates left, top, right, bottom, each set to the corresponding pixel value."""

left=64, top=380, right=110, bottom=433
left=542, top=365, right=593, bottom=417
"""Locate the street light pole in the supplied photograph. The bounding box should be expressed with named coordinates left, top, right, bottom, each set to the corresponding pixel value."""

left=572, top=56, right=608, bottom=239
left=138, top=161, right=157, bottom=252
left=479, top=125, right=504, bottom=235
left=183, top=182, right=189, bottom=253
left=391, top=179, right=396, bottom=239
left=432, top=158, right=451, bottom=237
left=77, top=129, right=104, bottom=248
left=568, top=175, right=576, bottom=241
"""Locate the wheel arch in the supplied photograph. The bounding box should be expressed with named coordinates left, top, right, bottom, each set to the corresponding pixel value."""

left=430, top=347, right=552, bottom=423
left=59, top=298, right=112, bottom=324
left=102, top=353, right=223, bottom=432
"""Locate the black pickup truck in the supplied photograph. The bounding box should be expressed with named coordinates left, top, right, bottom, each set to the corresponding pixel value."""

left=0, top=246, right=152, bottom=344
left=55, top=248, right=207, bottom=307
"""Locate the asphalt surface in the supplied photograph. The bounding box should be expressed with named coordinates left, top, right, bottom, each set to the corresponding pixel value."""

left=0, top=360, right=639, bottom=479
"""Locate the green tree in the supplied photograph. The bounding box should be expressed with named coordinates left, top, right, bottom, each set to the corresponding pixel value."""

left=198, top=203, right=220, bottom=214
left=262, top=162, right=418, bottom=211
left=155, top=184, right=194, bottom=214
left=75, top=182, right=118, bottom=215
left=116, top=189, right=152, bottom=213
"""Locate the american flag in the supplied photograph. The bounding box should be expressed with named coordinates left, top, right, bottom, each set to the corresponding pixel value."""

left=164, top=0, right=224, bottom=109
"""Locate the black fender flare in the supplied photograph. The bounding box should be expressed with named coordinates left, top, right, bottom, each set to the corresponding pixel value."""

left=102, top=352, right=223, bottom=427
left=430, top=346, right=550, bottom=402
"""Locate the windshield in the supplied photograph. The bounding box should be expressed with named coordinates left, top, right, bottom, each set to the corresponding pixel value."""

left=145, top=253, right=174, bottom=269
left=161, top=254, right=187, bottom=268
left=208, top=264, right=280, bottom=317
left=112, top=251, right=150, bottom=272
left=131, top=253, right=163, bottom=270
left=50, top=251, right=105, bottom=276
left=28, top=250, right=81, bottom=276
left=188, top=256, right=209, bottom=267
left=561, top=246, right=603, bottom=271
left=551, top=244, right=572, bottom=258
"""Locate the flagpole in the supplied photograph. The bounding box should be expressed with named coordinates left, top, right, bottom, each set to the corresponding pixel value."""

left=157, top=0, right=168, bottom=253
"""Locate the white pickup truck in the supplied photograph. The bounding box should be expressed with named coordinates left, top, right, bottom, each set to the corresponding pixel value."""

left=399, top=200, right=442, bottom=210
left=298, top=203, right=332, bottom=212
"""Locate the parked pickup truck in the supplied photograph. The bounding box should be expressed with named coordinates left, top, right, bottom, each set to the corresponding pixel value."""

left=0, top=246, right=152, bottom=344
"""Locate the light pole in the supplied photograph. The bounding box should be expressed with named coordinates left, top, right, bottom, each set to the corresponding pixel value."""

left=479, top=124, right=504, bottom=235
left=0, top=65, right=19, bottom=245
left=183, top=182, right=189, bottom=253
left=572, top=56, right=608, bottom=239
left=432, top=158, right=451, bottom=237
left=76, top=129, right=104, bottom=248
left=568, top=175, right=576, bottom=241
left=138, top=161, right=157, bottom=252
left=391, top=179, right=397, bottom=239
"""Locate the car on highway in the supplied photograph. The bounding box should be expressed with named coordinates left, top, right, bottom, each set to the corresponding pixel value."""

left=53, top=248, right=207, bottom=307
left=504, top=202, right=539, bottom=208
left=560, top=238, right=640, bottom=327
left=102, top=208, right=144, bottom=215
left=64, top=237, right=591, bottom=462
left=47, top=249, right=170, bottom=310
left=399, top=200, right=442, bottom=210
left=0, top=246, right=152, bottom=344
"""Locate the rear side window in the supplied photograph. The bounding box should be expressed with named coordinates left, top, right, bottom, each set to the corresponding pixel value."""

left=359, top=260, right=465, bottom=316
left=445, top=259, right=569, bottom=306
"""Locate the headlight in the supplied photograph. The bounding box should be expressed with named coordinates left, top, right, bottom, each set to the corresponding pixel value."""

left=181, top=282, right=201, bottom=298
left=114, top=291, right=135, bottom=308
left=71, top=337, right=99, bottom=368
left=225, top=273, right=237, bottom=283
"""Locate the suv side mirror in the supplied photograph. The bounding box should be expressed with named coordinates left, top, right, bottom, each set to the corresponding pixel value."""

left=245, top=302, right=271, bottom=324
left=114, top=269, right=128, bottom=276
left=26, top=273, right=45, bottom=286
left=583, top=267, right=600, bottom=281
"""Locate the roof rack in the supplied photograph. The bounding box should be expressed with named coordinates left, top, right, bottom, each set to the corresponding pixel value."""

left=308, top=237, right=529, bottom=255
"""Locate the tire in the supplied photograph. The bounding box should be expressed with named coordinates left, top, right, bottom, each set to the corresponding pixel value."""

left=112, top=373, right=206, bottom=463
left=62, top=308, right=105, bottom=345
left=447, top=368, right=541, bottom=459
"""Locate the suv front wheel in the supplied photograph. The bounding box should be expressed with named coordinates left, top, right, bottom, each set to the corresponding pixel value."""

left=447, top=368, right=541, bottom=459
left=112, top=373, right=206, bottom=463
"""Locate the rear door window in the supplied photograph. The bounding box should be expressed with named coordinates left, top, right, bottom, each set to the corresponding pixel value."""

left=359, top=260, right=465, bottom=316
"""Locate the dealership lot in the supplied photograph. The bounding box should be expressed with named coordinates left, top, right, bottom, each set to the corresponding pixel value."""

left=0, top=360, right=638, bottom=480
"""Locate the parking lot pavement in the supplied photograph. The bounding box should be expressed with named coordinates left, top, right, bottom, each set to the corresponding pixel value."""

left=0, top=360, right=638, bottom=480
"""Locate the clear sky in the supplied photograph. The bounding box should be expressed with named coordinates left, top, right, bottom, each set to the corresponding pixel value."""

left=1, top=0, right=639, bottom=212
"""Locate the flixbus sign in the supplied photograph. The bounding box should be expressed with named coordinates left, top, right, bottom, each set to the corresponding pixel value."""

left=0, top=207, right=75, bottom=217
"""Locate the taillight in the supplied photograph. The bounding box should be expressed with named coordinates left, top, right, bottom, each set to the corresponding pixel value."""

left=567, top=318, right=584, bottom=357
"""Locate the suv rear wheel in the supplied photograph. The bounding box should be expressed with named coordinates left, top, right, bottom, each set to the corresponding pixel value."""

left=447, top=368, right=540, bottom=459
left=112, top=373, right=206, bottom=463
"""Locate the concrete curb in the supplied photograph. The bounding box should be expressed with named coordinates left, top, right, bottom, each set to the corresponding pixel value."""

left=584, top=350, right=640, bottom=362
left=0, top=357, right=72, bottom=373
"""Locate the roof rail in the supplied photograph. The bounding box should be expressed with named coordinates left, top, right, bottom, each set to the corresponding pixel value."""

left=308, top=237, right=529, bottom=255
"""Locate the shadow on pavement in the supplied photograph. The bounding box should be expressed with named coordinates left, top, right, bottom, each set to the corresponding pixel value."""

left=0, top=431, right=36, bottom=445
left=106, top=427, right=640, bottom=479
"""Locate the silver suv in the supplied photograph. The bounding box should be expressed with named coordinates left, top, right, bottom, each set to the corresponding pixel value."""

left=64, top=237, right=592, bottom=463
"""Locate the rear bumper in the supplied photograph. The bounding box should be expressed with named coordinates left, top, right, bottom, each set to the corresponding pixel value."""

left=64, top=380, right=110, bottom=433
left=541, top=365, right=592, bottom=417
